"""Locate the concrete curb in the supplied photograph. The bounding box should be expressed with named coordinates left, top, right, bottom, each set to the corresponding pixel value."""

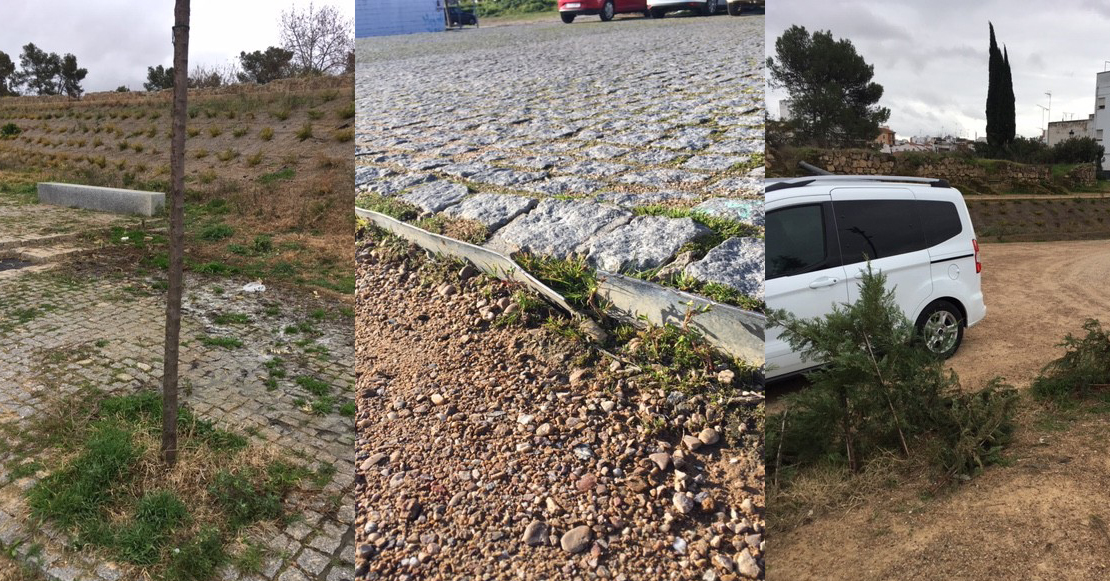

left=357, top=208, right=765, bottom=366
left=38, top=182, right=165, bottom=217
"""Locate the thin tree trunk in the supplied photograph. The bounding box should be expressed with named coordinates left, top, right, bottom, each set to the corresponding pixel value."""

left=839, top=385, right=858, bottom=473
left=863, top=333, right=910, bottom=458
left=162, top=0, right=190, bottom=468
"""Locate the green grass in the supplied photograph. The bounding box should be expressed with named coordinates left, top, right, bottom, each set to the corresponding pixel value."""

left=295, top=375, right=331, bottom=397
left=213, top=313, right=251, bottom=325
left=22, top=391, right=303, bottom=579
left=198, top=335, right=243, bottom=349
left=514, top=253, right=599, bottom=310
left=258, top=167, right=295, bottom=185
left=198, top=222, right=235, bottom=242
left=355, top=193, right=420, bottom=221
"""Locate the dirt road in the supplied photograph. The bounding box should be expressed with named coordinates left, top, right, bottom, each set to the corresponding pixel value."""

left=948, top=239, right=1110, bottom=390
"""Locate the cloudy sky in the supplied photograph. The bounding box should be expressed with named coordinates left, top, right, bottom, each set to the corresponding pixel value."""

left=2, top=0, right=354, bottom=93
left=767, top=0, right=1110, bottom=140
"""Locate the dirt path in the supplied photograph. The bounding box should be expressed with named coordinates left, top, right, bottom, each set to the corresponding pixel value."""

left=772, top=239, right=1110, bottom=581
left=948, top=239, right=1110, bottom=390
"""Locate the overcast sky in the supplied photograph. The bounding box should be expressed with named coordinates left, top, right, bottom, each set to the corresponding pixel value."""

left=2, top=0, right=354, bottom=93
left=767, top=0, right=1110, bottom=140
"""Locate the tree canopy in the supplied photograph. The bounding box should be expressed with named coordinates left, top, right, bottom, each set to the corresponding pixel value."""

left=237, top=46, right=294, bottom=84
left=279, top=2, right=353, bottom=75
left=144, top=65, right=175, bottom=91
left=0, top=51, right=16, bottom=97
left=767, top=26, right=890, bottom=148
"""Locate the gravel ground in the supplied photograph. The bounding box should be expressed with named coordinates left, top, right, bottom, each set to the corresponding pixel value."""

left=353, top=231, right=765, bottom=580
left=355, top=15, right=765, bottom=299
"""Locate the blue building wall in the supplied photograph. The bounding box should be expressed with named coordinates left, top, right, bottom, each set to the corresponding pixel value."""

left=356, top=0, right=446, bottom=37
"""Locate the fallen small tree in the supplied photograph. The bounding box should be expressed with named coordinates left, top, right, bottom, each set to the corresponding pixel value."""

left=767, top=265, right=1017, bottom=485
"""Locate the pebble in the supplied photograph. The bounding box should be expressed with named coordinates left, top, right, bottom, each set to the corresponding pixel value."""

left=600, top=400, right=616, bottom=412
left=682, top=435, right=704, bottom=451
left=522, top=520, right=548, bottom=546
left=536, top=422, right=553, bottom=437
left=717, top=369, right=735, bottom=384
left=736, top=550, right=761, bottom=578
left=649, top=452, right=671, bottom=471
left=698, top=427, right=720, bottom=446
left=437, top=283, right=458, bottom=297
left=560, top=525, right=592, bottom=554
left=673, top=492, right=694, bottom=515
left=430, top=393, right=446, bottom=405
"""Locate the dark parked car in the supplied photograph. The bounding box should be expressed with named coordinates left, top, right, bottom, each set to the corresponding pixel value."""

left=447, top=1, right=479, bottom=26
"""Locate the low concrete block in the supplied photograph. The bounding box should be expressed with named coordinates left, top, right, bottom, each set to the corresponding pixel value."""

left=38, top=182, right=164, bottom=217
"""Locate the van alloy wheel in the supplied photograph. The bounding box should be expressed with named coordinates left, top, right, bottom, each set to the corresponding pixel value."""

left=918, top=301, right=963, bottom=357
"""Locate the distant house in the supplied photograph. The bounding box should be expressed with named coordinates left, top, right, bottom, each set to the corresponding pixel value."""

left=874, top=126, right=895, bottom=147
left=356, top=0, right=446, bottom=37
left=888, top=141, right=933, bottom=153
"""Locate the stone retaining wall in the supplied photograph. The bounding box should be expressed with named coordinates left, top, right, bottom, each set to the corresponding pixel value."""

left=775, top=149, right=1098, bottom=193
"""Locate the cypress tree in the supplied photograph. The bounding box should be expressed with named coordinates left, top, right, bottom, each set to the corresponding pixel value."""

left=985, top=23, right=1004, bottom=148
left=1002, top=46, right=1016, bottom=144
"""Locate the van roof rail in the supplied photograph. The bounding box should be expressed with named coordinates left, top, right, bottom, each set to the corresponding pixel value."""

left=765, top=175, right=951, bottom=191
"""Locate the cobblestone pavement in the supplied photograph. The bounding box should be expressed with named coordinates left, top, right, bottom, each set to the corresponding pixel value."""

left=0, top=263, right=356, bottom=580
left=0, top=197, right=136, bottom=251
left=355, top=15, right=765, bottom=299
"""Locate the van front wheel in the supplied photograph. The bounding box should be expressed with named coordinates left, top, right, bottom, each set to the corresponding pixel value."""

left=916, top=300, right=964, bottom=358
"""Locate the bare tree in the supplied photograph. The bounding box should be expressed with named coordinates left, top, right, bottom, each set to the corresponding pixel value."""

left=163, top=0, right=191, bottom=468
left=279, top=2, right=353, bottom=75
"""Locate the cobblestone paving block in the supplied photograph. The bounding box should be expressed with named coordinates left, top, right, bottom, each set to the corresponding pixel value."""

left=486, top=199, right=631, bottom=259
left=693, top=197, right=765, bottom=227
left=399, top=181, right=469, bottom=213
left=440, top=193, right=537, bottom=231
left=469, top=168, right=548, bottom=188
left=684, top=154, right=746, bottom=171
left=617, top=168, right=710, bottom=187
left=685, top=236, right=765, bottom=299
left=522, top=176, right=604, bottom=197
left=709, top=176, right=763, bottom=195
left=0, top=268, right=356, bottom=580
left=585, top=215, right=710, bottom=273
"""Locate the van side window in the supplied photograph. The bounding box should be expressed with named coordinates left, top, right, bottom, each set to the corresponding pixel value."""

left=917, top=200, right=963, bottom=245
left=833, top=199, right=926, bottom=264
left=766, top=203, right=827, bottom=279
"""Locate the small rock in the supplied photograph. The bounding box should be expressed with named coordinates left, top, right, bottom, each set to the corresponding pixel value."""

left=360, top=453, right=387, bottom=472
left=517, top=414, right=534, bottom=425
left=736, top=550, right=761, bottom=578
left=430, top=393, right=446, bottom=405
left=682, top=435, right=704, bottom=451
left=649, top=452, right=671, bottom=471
left=561, top=525, right=592, bottom=554
left=577, top=473, right=597, bottom=492
left=600, top=400, right=616, bottom=413
left=522, top=520, right=548, bottom=546
left=698, top=428, right=720, bottom=446
left=673, top=492, right=694, bottom=515
left=438, top=283, right=458, bottom=297
left=569, top=368, right=590, bottom=384
left=717, top=369, right=735, bottom=385
left=578, top=318, right=608, bottom=343
left=459, top=264, right=478, bottom=281
left=536, top=423, right=553, bottom=437
left=712, top=554, right=736, bottom=573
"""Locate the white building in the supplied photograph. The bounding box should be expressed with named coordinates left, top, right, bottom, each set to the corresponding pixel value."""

left=778, top=99, right=794, bottom=121
left=356, top=0, right=446, bottom=37
left=1046, top=115, right=1093, bottom=147
left=1093, top=70, right=1110, bottom=173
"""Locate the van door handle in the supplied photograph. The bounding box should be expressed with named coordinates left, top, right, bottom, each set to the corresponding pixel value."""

left=808, top=277, right=840, bottom=289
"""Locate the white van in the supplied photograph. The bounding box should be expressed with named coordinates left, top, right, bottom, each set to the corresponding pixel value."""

left=764, top=175, right=986, bottom=379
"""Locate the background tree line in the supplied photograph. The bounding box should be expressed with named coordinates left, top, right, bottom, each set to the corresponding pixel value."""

left=1, top=2, right=352, bottom=98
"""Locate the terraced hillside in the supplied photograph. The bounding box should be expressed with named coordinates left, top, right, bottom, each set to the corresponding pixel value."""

left=0, top=76, right=355, bottom=294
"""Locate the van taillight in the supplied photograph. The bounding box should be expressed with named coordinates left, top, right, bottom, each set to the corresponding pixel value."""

left=972, top=239, right=981, bottom=273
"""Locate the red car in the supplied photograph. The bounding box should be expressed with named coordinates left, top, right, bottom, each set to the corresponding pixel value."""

left=558, top=0, right=649, bottom=23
